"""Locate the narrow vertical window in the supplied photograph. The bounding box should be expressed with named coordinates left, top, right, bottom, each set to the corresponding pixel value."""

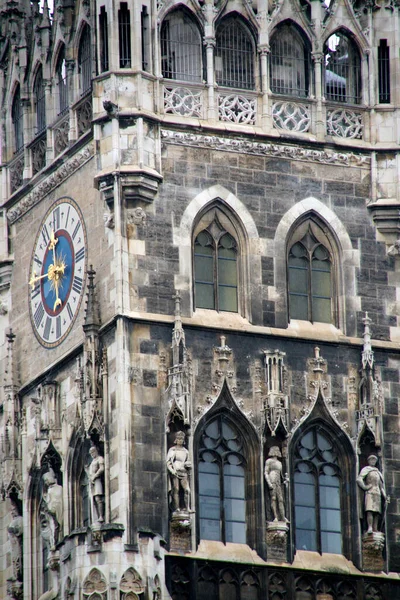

left=270, top=23, right=309, bottom=97
left=288, top=225, right=332, bottom=323
left=194, top=220, right=238, bottom=312
left=12, top=85, right=24, bottom=152
left=324, top=31, right=361, bottom=104
left=99, top=6, right=109, bottom=72
left=118, top=2, right=131, bottom=68
left=34, top=67, right=46, bottom=135
left=378, top=39, right=390, bottom=104
left=141, top=5, right=150, bottom=72
left=294, top=428, right=342, bottom=554
left=78, top=25, right=92, bottom=95
left=198, top=416, right=247, bottom=544
left=56, top=48, right=69, bottom=115
left=160, top=9, right=202, bottom=82
left=215, top=17, right=255, bottom=90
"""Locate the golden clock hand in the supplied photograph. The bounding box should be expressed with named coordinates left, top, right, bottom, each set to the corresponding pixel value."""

left=53, top=275, right=62, bottom=311
left=49, top=230, right=58, bottom=266
left=29, top=270, right=50, bottom=289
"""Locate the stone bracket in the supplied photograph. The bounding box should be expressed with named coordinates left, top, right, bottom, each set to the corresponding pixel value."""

left=367, top=199, right=400, bottom=245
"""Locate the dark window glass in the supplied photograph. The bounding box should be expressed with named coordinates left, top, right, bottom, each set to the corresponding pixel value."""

left=215, top=17, right=254, bottom=90
left=324, top=32, right=361, bottom=104
left=119, top=3, right=132, bottom=68
left=56, top=48, right=69, bottom=115
left=378, top=39, right=390, bottom=104
left=288, top=227, right=332, bottom=323
left=34, top=67, right=46, bottom=135
left=294, top=428, right=342, bottom=554
left=198, top=416, right=246, bottom=543
left=161, top=10, right=202, bottom=82
left=78, top=25, right=92, bottom=94
left=270, top=24, right=309, bottom=97
left=99, top=6, right=109, bottom=72
left=194, top=224, right=238, bottom=312
left=141, top=5, right=150, bottom=71
left=12, top=85, right=24, bottom=152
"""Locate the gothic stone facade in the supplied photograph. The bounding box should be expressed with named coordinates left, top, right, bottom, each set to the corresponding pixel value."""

left=0, top=0, right=400, bottom=597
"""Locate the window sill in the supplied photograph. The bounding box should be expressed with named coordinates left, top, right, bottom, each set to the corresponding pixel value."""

left=288, top=319, right=343, bottom=340
left=192, top=308, right=249, bottom=330
left=192, top=540, right=265, bottom=564
left=293, top=550, right=361, bottom=575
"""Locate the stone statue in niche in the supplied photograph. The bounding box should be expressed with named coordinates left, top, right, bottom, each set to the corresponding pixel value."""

left=357, top=455, right=387, bottom=534
left=40, top=468, right=63, bottom=550
left=264, top=446, right=288, bottom=523
left=7, top=501, right=23, bottom=582
left=89, top=445, right=105, bottom=523
left=167, top=431, right=191, bottom=514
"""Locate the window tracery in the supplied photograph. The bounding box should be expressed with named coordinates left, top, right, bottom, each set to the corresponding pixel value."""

left=33, top=66, right=46, bottom=135
left=78, top=24, right=92, bottom=95
left=324, top=31, right=361, bottom=104
left=12, top=85, right=24, bottom=153
left=215, top=16, right=255, bottom=90
left=82, top=568, right=108, bottom=600
left=270, top=23, right=310, bottom=97
left=194, top=215, right=238, bottom=312
left=161, top=9, right=202, bottom=83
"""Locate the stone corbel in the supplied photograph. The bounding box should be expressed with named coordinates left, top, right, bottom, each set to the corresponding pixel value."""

left=367, top=199, right=400, bottom=246
left=121, top=172, right=162, bottom=205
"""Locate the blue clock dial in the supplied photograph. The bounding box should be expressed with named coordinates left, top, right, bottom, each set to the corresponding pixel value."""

left=29, top=198, right=87, bottom=348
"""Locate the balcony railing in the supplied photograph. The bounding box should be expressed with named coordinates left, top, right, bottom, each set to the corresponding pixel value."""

left=30, top=132, right=47, bottom=175
left=9, top=150, right=24, bottom=194
left=52, top=112, right=70, bottom=157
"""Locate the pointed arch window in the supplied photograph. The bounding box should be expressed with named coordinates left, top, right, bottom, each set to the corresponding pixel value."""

left=34, top=66, right=46, bottom=135
left=288, top=223, right=333, bottom=323
left=294, top=427, right=342, bottom=554
left=12, top=85, right=24, bottom=153
left=270, top=23, right=310, bottom=97
left=194, top=219, right=238, bottom=312
left=324, top=31, right=361, bottom=104
left=215, top=16, right=255, bottom=89
left=78, top=24, right=92, bottom=94
left=56, top=46, right=69, bottom=115
left=198, top=415, right=247, bottom=543
left=161, top=9, right=202, bottom=82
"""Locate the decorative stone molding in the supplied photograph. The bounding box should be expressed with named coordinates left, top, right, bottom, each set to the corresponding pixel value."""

left=164, top=86, right=203, bottom=118
left=7, top=145, right=94, bottom=224
left=76, top=96, right=93, bottom=137
left=272, top=101, right=310, bottom=133
left=170, top=513, right=192, bottom=554
left=266, top=522, right=289, bottom=561
left=263, top=350, right=289, bottom=435
left=362, top=532, right=385, bottom=572
left=218, top=94, right=256, bottom=124
left=9, top=153, right=24, bottom=194
left=326, top=108, right=363, bottom=139
left=53, top=115, right=70, bottom=156
left=161, top=129, right=369, bottom=166
left=31, top=134, right=46, bottom=175
left=127, top=207, right=147, bottom=225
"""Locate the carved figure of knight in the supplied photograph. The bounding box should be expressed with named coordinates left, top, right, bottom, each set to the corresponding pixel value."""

left=89, top=445, right=105, bottom=522
left=7, top=502, right=23, bottom=581
left=40, top=468, right=63, bottom=551
left=357, top=454, right=386, bottom=534
left=166, top=431, right=191, bottom=513
left=264, top=446, right=288, bottom=523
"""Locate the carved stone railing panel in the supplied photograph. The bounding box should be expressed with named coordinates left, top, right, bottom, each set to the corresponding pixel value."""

left=273, top=101, right=311, bottom=133
left=164, top=86, right=203, bottom=118
left=31, top=133, right=47, bottom=175
left=9, top=151, right=24, bottom=194
left=218, top=94, right=256, bottom=125
left=76, top=95, right=93, bottom=136
left=326, top=107, right=363, bottom=139
left=53, top=114, right=69, bottom=157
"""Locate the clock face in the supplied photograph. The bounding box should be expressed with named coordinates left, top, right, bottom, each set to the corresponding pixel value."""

left=29, top=197, right=87, bottom=348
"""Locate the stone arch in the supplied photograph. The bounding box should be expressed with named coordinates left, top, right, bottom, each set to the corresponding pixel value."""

left=174, top=185, right=261, bottom=322
left=273, top=197, right=359, bottom=334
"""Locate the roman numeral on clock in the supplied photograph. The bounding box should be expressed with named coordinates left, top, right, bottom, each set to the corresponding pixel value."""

left=53, top=207, right=61, bottom=231
left=34, top=303, right=45, bottom=329
left=67, top=302, right=73, bottom=320
left=56, top=316, right=61, bottom=339
left=31, top=283, right=41, bottom=300
left=72, top=222, right=81, bottom=240
left=72, top=276, right=83, bottom=294
left=33, top=254, right=42, bottom=267
left=43, top=317, right=51, bottom=340
left=42, top=224, right=50, bottom=246
left=75, top=247, right=85, bottom=262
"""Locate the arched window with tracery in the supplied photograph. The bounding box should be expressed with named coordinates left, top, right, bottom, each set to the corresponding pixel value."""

left=56, top=46, right=69, bottom=115
left=293, top=427, right=342, bottom=554
left=12, top=85, right=24, bottom=153
left=161, top=9, right=202, bottom=82
left=78, top=24, right=92, bottom=95
left=287, top=219, right=335, bottom=324
left=270, top=23, right=310, bottom=97
left=198, top=414, right=247, bottom=544
left=33, top=66, right=46, bottom=135
left=194, top=216, right=238, bottom=312
left=324, top=31, right=361, bottom=104
left=215, top=16, right=255, bottom=90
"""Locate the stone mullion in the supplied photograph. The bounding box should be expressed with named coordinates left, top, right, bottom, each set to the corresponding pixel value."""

left=259, top=46, right=271, bottom=131
left=204, top=38, right=216, bottom=122
left=312, top=52, right=324, bottom=140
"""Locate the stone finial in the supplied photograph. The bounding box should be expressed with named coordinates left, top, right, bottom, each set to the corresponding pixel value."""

left=83, top=267, right=100, bottom=331
left=4, top=328, right=16, bottom=388
left=172, top=291, right=185, bottom=366
left=361, top=313, right=374, bottom=371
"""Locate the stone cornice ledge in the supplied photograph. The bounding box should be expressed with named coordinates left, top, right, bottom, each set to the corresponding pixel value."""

left=160, top=129, right=370, bottom=167
left=7, top=143, right=94, bottom=225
